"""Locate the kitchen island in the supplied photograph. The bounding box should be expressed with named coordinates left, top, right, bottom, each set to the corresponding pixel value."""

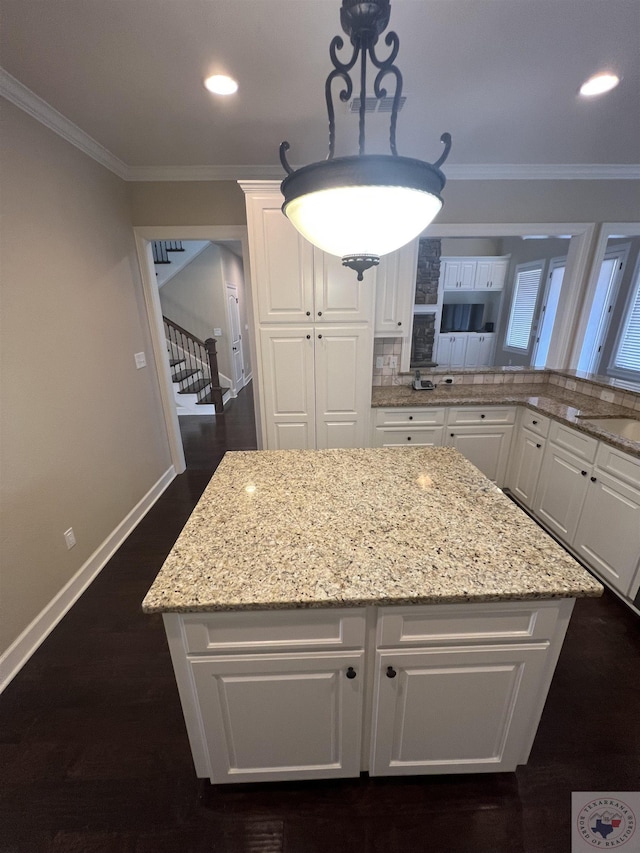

left=143, top=447, right=602, bottom=784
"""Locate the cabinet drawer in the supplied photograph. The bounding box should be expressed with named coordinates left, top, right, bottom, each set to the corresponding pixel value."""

left=521, top=409, right=550, bottom=437
left=549, top=421, right=598, bottom=463
left=595, top=443, right=640, bottom=489
left=181, top=608, right=366, bottom=654
left=374, top=407, right=446, bottom=427
left=373, top=427, right=444, bottom=447
left=376, top=602, right=561, bottom=647
left=446, top=406, right=516, bottom=426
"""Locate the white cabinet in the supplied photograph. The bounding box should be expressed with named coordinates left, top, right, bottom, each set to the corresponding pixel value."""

left=243, top=183, right=375, bottom=449
left=464, top=333, right=496, bottom=368
left=436, top=334, right=467, bottom=367
left=165, top=600, right=574, bottom=784
left=260, top=325, right=372, bottom=450
left=445, top=407, right=516, bottom=485
left=436, top=333, right=496, bottom=368
left=374, top=241, right=417, bottom=337
left=441, top=256, right=510, bottom=292
left=505, top=410, right=551, bottom=508
left=371, top=406, right=446, bottom=448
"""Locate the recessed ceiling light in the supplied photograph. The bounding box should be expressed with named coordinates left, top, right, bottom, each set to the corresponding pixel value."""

left=579, top=72, right=620, bottom=97
left=204, top=75, right=238, bottom=96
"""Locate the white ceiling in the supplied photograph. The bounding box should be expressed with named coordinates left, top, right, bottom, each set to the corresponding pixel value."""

left=1, top=0, right=639, bottom=177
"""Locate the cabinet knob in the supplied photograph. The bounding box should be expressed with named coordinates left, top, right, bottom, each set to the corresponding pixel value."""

left=480, top=414, right=486, bottom=419
left=306, top=311, right=311, bottom=316
left=397, top=321, right=402, bottom=326
left=407, top=436, right=411, bottom=441
left=346, top=667, right=357, bottom=680
left=581, top=470, right=587, bottom=476
left=532, top=420, right=538, bottom=425
left=536, top=443, right=541, bottom=449
left=306, top=335, right=311, bottom=340
left=318, top=334, right=322, bottom=339
left=450, top=433, right=455, bottom=438
left=317, top=311, right=322, bottom=317
left=408, top=416, right=413, bottom=420
left=386, top=666, right=397, bottom=679
left=590, top=476, right=597, bottom=483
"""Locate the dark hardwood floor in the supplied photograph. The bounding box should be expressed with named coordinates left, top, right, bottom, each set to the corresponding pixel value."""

left=1, top=386, right=638, bottom=852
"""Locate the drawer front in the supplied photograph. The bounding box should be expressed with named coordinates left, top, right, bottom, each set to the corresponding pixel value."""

left=549, top=421, right=598, bottom=463
left=373, top=427, right=444, bottom=447
left=521, top=409, right=550, bottom=437
left=595, top=443, right=640, bottom=489
left=182, top=608, right=366, bottom=654
left=446, top=406, right=516, bottom=426
left=377, top=602, right=561, bottom=647
left=374, top=407, right=446, bottom=427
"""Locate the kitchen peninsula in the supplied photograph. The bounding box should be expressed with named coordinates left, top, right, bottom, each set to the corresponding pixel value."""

left=143, top=447, right=602, bottom=784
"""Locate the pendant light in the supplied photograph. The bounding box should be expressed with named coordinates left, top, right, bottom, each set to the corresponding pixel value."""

left=280, top=0, right=451, bottom=280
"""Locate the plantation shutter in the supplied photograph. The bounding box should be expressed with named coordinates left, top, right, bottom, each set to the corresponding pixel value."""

left=506, top=265, right=544, bottom=350
left=613, top=273, right=640, bottom=372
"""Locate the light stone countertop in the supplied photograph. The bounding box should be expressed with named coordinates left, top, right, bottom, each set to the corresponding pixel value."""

left=371, top=382, right=640, bottom=458
left=142, top=447, right=603, bottom=614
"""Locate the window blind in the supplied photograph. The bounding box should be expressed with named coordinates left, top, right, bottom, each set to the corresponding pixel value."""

left=613, top=271, right=640, bottom=373
left=506, top=265, right=543, bottom=350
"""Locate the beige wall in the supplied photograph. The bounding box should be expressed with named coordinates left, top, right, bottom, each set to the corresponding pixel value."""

left=129, top=181, right=246, bottom=226
left=0, top=102, right=172, bottom=657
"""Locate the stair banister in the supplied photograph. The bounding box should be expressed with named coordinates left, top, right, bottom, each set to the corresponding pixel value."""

left=163, top=316, right=224, bottom=413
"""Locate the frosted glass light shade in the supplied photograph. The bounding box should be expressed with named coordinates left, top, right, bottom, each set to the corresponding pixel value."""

left=284, top=185, right=442, bottom=259
left=281, top=154, right=447, bottom=272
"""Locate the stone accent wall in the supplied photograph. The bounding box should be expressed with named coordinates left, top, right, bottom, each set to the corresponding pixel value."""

left=410, top=313, right=436, bottom=367
left=415, top=239, right=441, bottom=305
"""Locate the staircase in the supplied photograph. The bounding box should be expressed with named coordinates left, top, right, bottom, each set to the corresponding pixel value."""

left=164, top=316, right=230, bottom=415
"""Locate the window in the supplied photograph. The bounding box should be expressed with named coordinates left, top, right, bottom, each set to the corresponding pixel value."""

left=505, top=262, right=544, bottom=351
left=610, top=261, right=640, bottom=376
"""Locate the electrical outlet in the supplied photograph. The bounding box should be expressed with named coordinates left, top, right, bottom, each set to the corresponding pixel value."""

left=389, top=356, right=398, bottom=368
left=134, top=352, right=146, bottom=369
left=64, top=528, right=76, bottom=549
left=442, top=375, right=454, bottom=385
left=376, top=356, right=384, bottom=369
left=600, top=390, right=615, bottom=403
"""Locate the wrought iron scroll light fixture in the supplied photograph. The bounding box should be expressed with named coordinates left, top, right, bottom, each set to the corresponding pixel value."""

left=279, top=0, right=451, bottom=280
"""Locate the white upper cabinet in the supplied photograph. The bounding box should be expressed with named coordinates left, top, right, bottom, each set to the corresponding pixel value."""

left=374, top=241, right=419, bottom=336
left=441, top=258, right=476, bottom=290
left=474, top=258, right=510, bottom=290
left=441, top=256, right=510, bottom=291
left=313, top=250, right=375, bottom=323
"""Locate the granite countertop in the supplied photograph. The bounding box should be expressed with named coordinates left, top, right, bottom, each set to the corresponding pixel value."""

left=142, top=448, right=602, bottom=614
left=371, top=382, right=640, bottom=458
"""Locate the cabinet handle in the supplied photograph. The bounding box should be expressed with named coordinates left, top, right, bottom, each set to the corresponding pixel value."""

left=306, top=335, right=311, bottom=340
left=408, top=415, right=413, bottom=420
left=450, top=433, right=455, bottom=438
left=536, top=443, right=541, bottom=449
left=397, top=321, right=402, bottom=326
left=386, top=666, right=397, bottom=679
left=317, top=311, right=322, bottom=317
left=590, top=476, right=597, bottom=483
left=480, top=414, right=486, bottom=419
left=581, top=470, right=587, bottom=476
left=318, top=334, right=322, bottom=339
left=407, top=436, right=412, bottom=441
left=532, top=420, right=538, bottom=425
left=346, top=667, right=357, bottom=679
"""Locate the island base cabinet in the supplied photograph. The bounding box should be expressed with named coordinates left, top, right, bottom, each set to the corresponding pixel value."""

left=190, top=651, right=365, bottom=784
left=370, top=645, right=551, bottom=775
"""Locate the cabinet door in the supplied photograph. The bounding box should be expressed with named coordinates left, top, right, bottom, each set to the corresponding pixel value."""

left=373, top=427, right=444, bottom=447
left=259, top=327, right=315, bottom=449
left=506, top=428, right=545, bottom=508
left=446, top=426, right=514, bottom=485
left=474, top=259, right=509, bottom=291
left=374, top=242, right=417, bottom=336
left=315, top=325, right=373, bottom=449
left=313, top=251, right=375, bottom=323
left=533, top=445, right=589, bottom=543
left=464, top=334, right=496, bottom=368
left=573, top=471, right=640, bottom=597
left=246, top=196, right=314, bottom=324
left=436, top=334, right=467, bottom=367
left=370, top=645, right=549, bottom=775
left=442, top=259, right=476, bottom=290
left=489, top=258, right=509, bottom=290
left=191, top=651, right=364, bottom=784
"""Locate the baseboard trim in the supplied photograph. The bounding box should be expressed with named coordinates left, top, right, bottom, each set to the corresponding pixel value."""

left=0, top=466, right=177, bottom=693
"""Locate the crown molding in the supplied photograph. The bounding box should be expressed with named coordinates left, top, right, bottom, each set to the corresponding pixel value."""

left=2, top=69, right=638, bottom=183
left=0, top=68, right=128, bottom=179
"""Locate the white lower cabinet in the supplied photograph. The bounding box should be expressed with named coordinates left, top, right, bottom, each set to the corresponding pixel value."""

left=164, top=600, right=573, bottom=784
left=190, top=651, right=364, bottom=783
left=445, top=407, right=516, bottom=485
left=506, top=428, right=546, bottom=507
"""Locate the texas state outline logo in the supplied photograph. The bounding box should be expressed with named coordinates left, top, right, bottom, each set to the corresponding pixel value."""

left=572, top=793, right=637, bottom=850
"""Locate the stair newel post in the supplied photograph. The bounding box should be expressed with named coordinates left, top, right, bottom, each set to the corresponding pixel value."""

left=205, top=337, right=224, bottom=415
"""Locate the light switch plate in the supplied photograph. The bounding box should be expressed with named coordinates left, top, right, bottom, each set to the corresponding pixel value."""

left=134, top=352, right=146, bottom=369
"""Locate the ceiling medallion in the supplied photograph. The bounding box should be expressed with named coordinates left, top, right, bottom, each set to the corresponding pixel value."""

left=279, top=0, right=451, bottom=280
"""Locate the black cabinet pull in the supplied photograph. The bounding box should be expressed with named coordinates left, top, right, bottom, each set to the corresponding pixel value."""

left=590, top=476, right=597, bottom=483
left=317, top=311, right=322, bottom=317
left=306, top=335, right=311, bottom=340
left=480, top=414, right=486, bottom=419
left=532, top=420, right=538, bottom=425
left=386, top=666, right=397, bottom=679
left=536, top=443, right=541, bottom=448
left=318, top=334, right=322, bottom=339
left=406, top=436, right=411, bottom=441
left=450, top=433, right=455, bottom=438
left=581, top=470, right=587, bottom=476
left=306, top=311, right=311, bottom=316
left=408, top=415, right=413, bottom=420
left=397, top=321, right=402, bottom=326
left=346, top=667, right=357, bottom=679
